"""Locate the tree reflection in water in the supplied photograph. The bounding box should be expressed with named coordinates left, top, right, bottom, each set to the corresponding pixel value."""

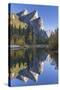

left=10, top=48, right=58, bottom=82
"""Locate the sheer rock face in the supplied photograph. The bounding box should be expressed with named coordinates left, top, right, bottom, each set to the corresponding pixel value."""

left=9, top=10, right=48, bottom=44
left=17, top=9, right=29, bottom=17
left=18, top=10, right=37, bottom=23
left=16, top=10, right=44, bottom=30
left=10, top=10, right=44, bottom=30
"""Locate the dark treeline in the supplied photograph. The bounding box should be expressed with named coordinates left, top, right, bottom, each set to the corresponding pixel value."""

left=49, top=28, right=58, bottom=50
left=10, top=24, right=48, bottom=45
left=10, top=24, right=58, bottom=50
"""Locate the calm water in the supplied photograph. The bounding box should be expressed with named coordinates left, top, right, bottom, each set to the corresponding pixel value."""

left=9, top=48, right=58, bottom=86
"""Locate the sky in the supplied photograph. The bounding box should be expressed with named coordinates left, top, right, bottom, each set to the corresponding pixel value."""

left=9, top=3, right=58, bottom=36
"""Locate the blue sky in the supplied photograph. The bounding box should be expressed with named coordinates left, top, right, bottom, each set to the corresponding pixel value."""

left=9, top=3, right=58, bottom=35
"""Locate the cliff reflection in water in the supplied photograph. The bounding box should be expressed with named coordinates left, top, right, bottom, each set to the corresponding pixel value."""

left=10, top=48, right=58, bottom=83
left=48, top=51, right=58, bottom=70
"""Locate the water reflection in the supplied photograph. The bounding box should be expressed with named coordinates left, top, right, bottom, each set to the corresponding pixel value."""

left=10, top=48, right=58, bottom=86
left=48, top=51, right=58, bottom=70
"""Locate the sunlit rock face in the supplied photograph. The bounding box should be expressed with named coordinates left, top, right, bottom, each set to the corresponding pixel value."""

left=31, top=17, right=42, bottom=34
left=10, top=10, right=48, bottom=45
left=30, top=11, right=39, bottom=21
left=18, top=10, right=44, bottom=30
left=23, top=9, right=29, bottom=16
left=18, top=10, right=37, bottom=23
left=11, top=10, right=44, bottom=31
left=30, top=70, right=39, bottom=81
left=40, top=18, right=44, bottom=30
left=17, top=9, right=29, bottom=17
left=30, top=17, right=45, bottom=42
left=20, top=75, right=29, bottom=83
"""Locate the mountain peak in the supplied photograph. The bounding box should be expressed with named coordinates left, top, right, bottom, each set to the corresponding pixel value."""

left=17, top=9, right=28, bottom=17
left=30, top=11, right=39, bottom=21
left=24, top=9, right=28, bottom=15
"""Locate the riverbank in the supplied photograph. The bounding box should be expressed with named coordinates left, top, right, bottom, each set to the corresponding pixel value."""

left=9, top=44, right=58, bottom=53
left=10, top=44, right=49, bottom=49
